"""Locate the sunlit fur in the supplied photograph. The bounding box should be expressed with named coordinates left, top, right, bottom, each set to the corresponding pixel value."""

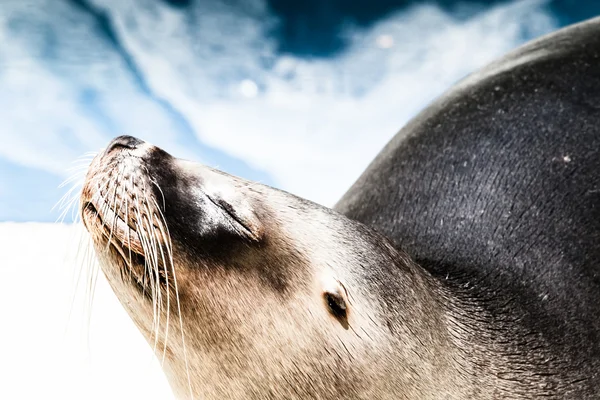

left=75, top=141, right=473, bottom=400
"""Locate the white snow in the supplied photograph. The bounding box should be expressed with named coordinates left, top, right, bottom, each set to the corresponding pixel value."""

left=0, top=223, right=174, bottom=399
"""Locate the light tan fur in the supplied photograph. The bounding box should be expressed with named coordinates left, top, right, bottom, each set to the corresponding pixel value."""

left=81, top=140, right=506, bottom=400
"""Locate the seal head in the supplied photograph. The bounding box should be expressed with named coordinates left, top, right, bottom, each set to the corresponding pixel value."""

left=81, top=136, right=461, bottom=400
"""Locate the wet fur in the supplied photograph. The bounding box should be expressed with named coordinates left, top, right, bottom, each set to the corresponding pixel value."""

left=337, top=17, right=600, bottom=398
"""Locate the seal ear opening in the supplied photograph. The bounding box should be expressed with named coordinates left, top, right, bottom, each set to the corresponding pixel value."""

left=323, top=280, right=350, bottom=329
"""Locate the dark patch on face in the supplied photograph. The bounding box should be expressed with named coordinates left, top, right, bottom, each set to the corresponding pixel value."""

left=106, top=141, right=298, bottom=295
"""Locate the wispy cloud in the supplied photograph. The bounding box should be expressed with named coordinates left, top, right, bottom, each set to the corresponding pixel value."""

left=0, top=0, right=556, bottom=222
left=97, top=0, right=556, bottom=205
left=0, top=0, right=200, bottom=172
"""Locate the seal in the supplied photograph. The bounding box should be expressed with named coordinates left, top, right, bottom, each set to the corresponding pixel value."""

left=80, top=17, right=600, bottom=400
left=81, top=136, right=452, bottom=399
left=81, top=136, right=455, bottom=399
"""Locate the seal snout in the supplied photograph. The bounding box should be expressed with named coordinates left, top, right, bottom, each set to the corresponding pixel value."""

left=104, top=135, right=145, bottom=155
left=80, top=135, right=170, bottom=283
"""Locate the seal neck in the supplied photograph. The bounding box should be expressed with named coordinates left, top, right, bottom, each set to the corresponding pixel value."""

left=421, top=260, right=565, bottom=398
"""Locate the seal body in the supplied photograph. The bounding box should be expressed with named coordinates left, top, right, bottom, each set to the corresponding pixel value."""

left=80, top=17, right=600, bottom=400
left=337, top=17, right=600, bottom=398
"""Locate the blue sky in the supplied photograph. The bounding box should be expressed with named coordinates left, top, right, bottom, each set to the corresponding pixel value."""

left=1, top=0, right=599, bottom=222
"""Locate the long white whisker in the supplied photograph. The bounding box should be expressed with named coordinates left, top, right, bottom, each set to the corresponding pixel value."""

left=140, top=205, right=162, bottom=353
left=132, top=182, right=160, bottom=342
left=105, top=165, right=126, bottom=250
left=146, top=188, right=176, bottom=367
left=144, top=194, right=164, bottom=354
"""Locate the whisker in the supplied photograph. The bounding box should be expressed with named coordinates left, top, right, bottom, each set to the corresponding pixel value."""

left=72, top=150, right=194, bottom=399
left=147, top=191, right=175, bottom=367
left=106, top=165, right=126, bottom=249
left=167, top=224, right=194, bottom=399
left=125, top=176, right=133, bottom=281
left=132, top=184, right=161, bottom=344
left=149, top=175, right=166, bottom=210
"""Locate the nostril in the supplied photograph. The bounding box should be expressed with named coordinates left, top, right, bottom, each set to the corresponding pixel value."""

left=105, top=135, right=144, bottom=154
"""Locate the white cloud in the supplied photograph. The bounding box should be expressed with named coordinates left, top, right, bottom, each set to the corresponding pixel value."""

left=375, top=34, right=395, bottom=49
left=0, top=0, right=557, bottom=209
left=0, top=0, right=205, bottom=177
left=0, top=0, right=556, bottom=206
left=90, top=0, right=557, bottom=206
left=239, top=79, right=260, bottom=98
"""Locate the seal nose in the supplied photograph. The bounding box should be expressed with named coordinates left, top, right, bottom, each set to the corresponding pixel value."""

left=105, top=135, right=144, bottom=154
